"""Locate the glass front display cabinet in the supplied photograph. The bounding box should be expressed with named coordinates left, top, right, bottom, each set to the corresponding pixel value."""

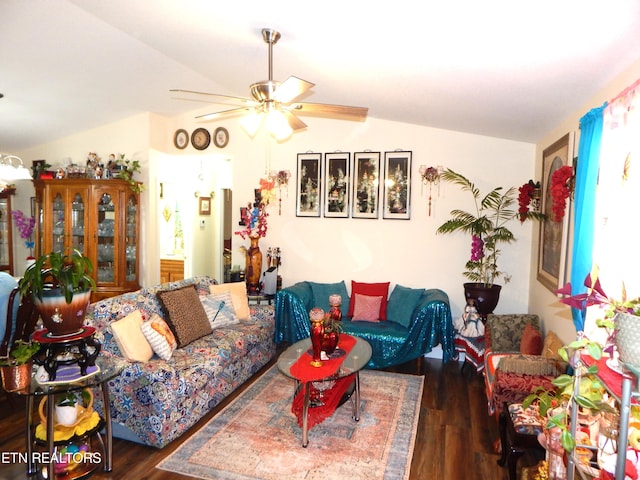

left=34, top=179, right=139, bottom=300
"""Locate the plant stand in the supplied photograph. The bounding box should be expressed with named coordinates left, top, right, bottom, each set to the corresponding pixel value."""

left=32, top=327, right=101, bottom=381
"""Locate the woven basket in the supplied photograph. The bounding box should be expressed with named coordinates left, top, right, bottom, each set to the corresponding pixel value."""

left=615, top=312, right=640, bottom=367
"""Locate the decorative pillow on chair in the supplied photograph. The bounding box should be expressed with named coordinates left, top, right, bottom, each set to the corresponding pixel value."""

left=110, top=310, right=153, bottom=362
left=386, top=284, right=424, bottom=328
left=349, top=281, right=390, bottom=320
left=308, top=281, right=350, bottom=316
left=541, top=331, right=564, bottom=360
left=141, top=314, right=177, bottom=361
left=520, top=323, right=543, bottom=355
left=352, top=293, right=383, bottom=322
left=209, top=282, right=250, bottom=320
left=200, top=291, right=239, bottom=329
left=157, top=285, right=212, bottom=348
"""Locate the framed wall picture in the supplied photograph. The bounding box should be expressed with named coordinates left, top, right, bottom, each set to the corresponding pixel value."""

left=352, top=151, right=380, bottom=219
left=382, top=151, right=412, bottom=219
left=198, top=196, right=211, bottom=216
left=296, top=153, right=322, bottom=217
left=537, top=132, right=574, bottom=293
left=323, top=152, right=351, bottom=218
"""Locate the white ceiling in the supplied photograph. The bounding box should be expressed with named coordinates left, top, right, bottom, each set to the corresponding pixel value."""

left=2, top=0, right=640, bottom=153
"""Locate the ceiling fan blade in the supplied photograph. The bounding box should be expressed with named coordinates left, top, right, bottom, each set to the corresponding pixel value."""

left=282, top=110, right=307, bottom=131
left=290, top=102, right=368, bottom=121
left=170, top=89, right=256, bottom=106
left=196, top=106, right=254, bottom=121
left=273, top=76, right=315, bottom=103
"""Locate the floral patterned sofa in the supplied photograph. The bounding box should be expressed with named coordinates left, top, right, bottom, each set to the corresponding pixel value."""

left=87, top=276, right=275, bottom=448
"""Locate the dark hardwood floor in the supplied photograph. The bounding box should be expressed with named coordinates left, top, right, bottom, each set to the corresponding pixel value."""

left=0, top=357, right=536, bottom=479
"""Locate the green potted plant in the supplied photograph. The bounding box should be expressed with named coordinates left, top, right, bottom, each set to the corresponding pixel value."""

left=436, top=169, right=544, bottom=317
left=19, top=249, right=96, bottom=336
left=0, top=339, right=40, bottom=391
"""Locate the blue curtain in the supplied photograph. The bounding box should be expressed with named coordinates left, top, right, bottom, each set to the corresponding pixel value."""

left=570, top=103, right=606, bottom=331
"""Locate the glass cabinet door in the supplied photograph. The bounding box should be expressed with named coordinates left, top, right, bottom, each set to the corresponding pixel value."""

left=125, top=195, right=138, bottom=282
left=52, top=193, right=65, bottom=253
left=71, top=193, right=85, bottom=254
left=96, top=191, right=116, bottom=284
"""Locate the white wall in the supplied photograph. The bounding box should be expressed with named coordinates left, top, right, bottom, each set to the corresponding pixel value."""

left=531, top=58, right=640, bottom=343
left=15, top=104, right=538, bottom=320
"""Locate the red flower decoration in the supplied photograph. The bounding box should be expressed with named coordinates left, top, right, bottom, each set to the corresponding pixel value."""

left=550, top=166, right=574, bottom=222
left=517, top=182, right=535, bottom=222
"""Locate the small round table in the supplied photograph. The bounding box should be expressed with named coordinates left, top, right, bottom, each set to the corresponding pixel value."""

left=277, top=335, right=372, bottom=447
left=32, top=326, right=101, bottom=381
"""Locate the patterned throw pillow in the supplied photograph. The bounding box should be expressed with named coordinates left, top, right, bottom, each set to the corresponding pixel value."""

left=200, top=291, right=239, bottom=329
left=141, top=314, right=177, bottom=360
left=352, top=293, right=383, bottom=322
left=157, top=285, right=212, bottom=348
left=110, top=310, right=153, bottom=362
left=209, top=282, right=251, bottom=320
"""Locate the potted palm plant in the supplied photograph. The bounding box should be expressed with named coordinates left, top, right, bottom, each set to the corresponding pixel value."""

left=18, top=250, right=96, bottom=336
left=0, top=339, right=40, bottom=391
left=436, top=169, right=544, bottom=317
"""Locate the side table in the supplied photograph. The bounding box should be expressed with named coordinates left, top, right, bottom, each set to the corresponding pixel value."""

left=12, top=358, right=122, bottom=479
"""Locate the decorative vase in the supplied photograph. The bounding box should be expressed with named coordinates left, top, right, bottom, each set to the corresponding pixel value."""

left=322, top=330, right=339, bottom=356
left=309, top=308, right=325, bottom=367
left=328, top=294, right=343, bottom=322
left=463, top=283, right=502, bottom=321
left=0, top=362, right=32, bottom=392
left=33, top=289, right=91, bottom=336
left=245, top=235, right=263, bottom=294
left=614, top=311, right=640, bottom=367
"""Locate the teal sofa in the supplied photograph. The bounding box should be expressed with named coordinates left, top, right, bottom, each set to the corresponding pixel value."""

left=274, top=281, right=454, bottom=368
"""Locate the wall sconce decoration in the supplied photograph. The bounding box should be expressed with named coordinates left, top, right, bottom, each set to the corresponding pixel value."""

left=268, top=170, right=291, bottom=215
left=517, top=179, right=542, bottom=222
left=419, top=165, right=442, bottom=216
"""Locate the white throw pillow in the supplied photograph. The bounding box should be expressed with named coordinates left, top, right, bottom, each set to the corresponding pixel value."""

left=200, top=291, right=240, bottom=329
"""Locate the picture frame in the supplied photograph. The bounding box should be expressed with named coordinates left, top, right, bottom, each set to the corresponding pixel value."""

left=537, top=132, right=574, bottom=293
left=198, top=197, right=211, bottom=216
left=382, top=151, right=412, bottom=219
left=351, top=152, right=381, bottom=219
left=323, top=152, right=350, bottom=218
left=296, top=153, right=322, bottom=217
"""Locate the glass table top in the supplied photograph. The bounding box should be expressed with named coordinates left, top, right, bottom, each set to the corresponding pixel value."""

left=10, top=357, right=123, bottom=398
left=277, top=335, right=372, bottom=381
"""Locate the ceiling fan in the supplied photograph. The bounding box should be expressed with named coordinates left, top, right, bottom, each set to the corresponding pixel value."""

left=171, top=28, right=368, bottom=140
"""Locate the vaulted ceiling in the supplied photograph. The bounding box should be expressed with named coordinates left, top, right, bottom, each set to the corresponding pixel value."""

left=2, top=0, right=640, bottom=152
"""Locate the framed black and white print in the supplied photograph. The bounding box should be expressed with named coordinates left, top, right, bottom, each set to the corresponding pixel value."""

left=296, top=153, right=322, bottom=217
left=323, top=152, right=350, bottom=218
left=382, top=151, right=412, bottom=219
left=352, top=152, right=380, bottom=218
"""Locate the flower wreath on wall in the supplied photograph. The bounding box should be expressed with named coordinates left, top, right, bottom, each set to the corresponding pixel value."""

left=550, top=165, right=575, bottom=222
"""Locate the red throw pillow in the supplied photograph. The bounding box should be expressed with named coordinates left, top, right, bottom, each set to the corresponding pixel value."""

left=520, top=323, right=543, bottom=355
left=348, top=281, right=390, bottom=320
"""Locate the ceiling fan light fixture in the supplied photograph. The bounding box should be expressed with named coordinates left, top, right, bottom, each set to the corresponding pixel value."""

left=240, top=110, right=265, bottom=138
left=266, top=109, right=292, bottom=141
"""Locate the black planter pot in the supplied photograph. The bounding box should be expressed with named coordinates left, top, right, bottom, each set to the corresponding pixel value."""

left=463, top=283, right=502, bottom=321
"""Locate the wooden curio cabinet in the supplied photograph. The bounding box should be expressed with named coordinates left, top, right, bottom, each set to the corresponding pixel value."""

left=0, top=188, right=15, bottom=274
left=33, top=179, right=140, bottom=300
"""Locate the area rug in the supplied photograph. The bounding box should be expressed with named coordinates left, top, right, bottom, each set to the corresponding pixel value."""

left=157, top=366, right=423, bottom=480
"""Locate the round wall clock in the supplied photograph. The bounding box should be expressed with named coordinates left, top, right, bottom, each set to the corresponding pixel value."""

left=191, top=128, right=211, bottom=150
left=213, top=127, right=229, bottom=148
left=174, top=129, right=189, bottom=149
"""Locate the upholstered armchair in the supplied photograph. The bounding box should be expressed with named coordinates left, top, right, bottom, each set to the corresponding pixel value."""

left=483, top=314, right=566, bottom=417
